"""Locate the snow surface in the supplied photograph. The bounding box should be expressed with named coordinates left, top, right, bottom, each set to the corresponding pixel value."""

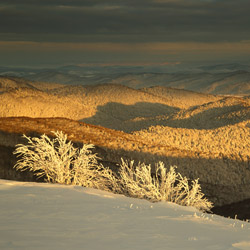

left=0, top=179, right=250, bottom=250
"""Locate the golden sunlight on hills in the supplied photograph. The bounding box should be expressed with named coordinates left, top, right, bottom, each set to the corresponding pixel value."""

left=1, top=77, right=250, bottom=209
left=0, top=76, right=223, bottom=126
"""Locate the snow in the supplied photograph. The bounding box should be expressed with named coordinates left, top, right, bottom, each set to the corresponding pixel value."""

left=0, top=179, right=249, bottom=250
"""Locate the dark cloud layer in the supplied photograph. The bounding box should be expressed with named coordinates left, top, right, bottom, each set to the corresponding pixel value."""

left=1, top=0, right=250, bottom=43
left=1, top=0, right=250, bottom=67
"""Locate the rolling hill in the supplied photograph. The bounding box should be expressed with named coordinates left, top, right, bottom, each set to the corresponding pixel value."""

left=0, top=76, right=222, bottom=128
left=1, top=76, right=250, bottom=218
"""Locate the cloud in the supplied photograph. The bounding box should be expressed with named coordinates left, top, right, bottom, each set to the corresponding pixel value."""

left=77, top=62, right=181, bottom=67
left=1, top=40, right=250, bottom=67
left=1, top=40, right=250, bottom=54
left=0, top=0, right=250, bottom=44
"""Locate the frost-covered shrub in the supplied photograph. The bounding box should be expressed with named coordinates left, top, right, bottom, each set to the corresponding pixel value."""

left=13, top=131, right=115, bottom=191
left=14, top=131, right=212, bottom=212
left=118, top=159, right=213, bottom=212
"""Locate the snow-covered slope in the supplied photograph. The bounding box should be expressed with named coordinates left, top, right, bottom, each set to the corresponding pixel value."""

left=0, top=179, right=249, bottom=250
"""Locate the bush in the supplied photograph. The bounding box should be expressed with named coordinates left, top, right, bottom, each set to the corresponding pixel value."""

left=13, top=131, right=115, bottom=191
left=14, top=131, right=213, bottom=212
left=118, top=159, right=213, bottom=212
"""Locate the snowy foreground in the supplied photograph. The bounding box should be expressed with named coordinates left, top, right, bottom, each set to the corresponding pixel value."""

left=0, top=179, right=250, bottom=250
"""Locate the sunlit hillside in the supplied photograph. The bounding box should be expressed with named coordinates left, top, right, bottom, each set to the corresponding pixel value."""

left=0, top=76, right=222, bottom=123
left=1, top=76, right=250, bottom=219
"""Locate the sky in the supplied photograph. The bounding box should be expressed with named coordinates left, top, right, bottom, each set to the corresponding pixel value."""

left=1, top=0, right=250, bottom=67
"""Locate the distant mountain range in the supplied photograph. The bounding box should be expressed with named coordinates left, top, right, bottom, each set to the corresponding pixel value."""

left=1, top=63, right=250, bottom=95
left=199, top=63, right=250, bottom=72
